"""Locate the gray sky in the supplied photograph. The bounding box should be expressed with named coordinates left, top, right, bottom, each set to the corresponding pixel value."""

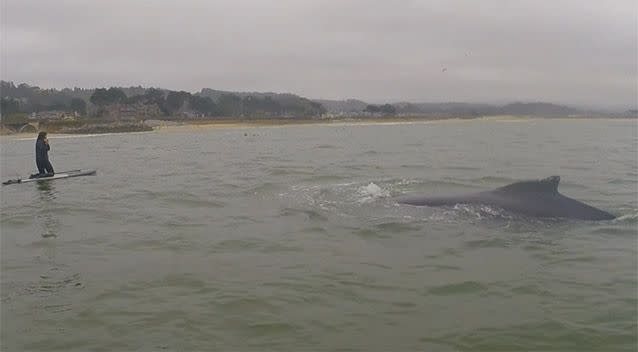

left=1, top=0, right=637, bottom=108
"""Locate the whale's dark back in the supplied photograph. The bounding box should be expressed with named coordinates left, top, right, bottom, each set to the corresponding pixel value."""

left=397, top=176, right=616, bottom=220
left=494, top=175, right=560, bottom=196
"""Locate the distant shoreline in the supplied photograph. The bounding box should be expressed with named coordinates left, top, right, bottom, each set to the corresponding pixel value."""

left=1, top=115, right=635, bottom=140
left=146, top=114, right=637, bottom=130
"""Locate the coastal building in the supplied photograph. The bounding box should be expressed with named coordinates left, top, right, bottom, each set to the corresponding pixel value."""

left=32, top=110, right=77, bottom=120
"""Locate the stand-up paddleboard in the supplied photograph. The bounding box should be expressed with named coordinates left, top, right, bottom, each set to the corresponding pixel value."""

left=2, top=169, right=97, bottom=185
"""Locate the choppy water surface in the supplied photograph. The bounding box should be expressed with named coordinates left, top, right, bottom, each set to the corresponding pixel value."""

left=1, top=119, right=637, bottom=351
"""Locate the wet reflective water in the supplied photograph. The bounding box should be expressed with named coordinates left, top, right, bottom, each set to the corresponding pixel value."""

left=1, top=119, right=637, bottom=351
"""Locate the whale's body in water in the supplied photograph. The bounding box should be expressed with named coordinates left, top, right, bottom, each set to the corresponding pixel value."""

left=396, top=176, right=615, bottom=220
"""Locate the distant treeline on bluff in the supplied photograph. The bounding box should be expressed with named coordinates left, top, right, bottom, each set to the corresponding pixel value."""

left=1, top=81, right=635, bottom=121
left=0, top=81, right=325, bottom=119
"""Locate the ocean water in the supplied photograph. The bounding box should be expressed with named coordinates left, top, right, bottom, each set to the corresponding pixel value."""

left=1, top=118, right=637, bottom=351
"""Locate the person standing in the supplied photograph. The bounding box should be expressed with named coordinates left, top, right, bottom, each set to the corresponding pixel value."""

left=35, top=131, right=54, bottom=176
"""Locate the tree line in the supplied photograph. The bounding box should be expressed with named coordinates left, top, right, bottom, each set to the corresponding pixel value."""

left=364, top=104, right=396, bottom=115
left=1, top=81, right=87, bottom=116
left=1, top=81, right=326, bottom=119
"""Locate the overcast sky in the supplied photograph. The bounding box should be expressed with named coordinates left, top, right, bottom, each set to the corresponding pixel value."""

left=1, top=0, right=636, bottom=108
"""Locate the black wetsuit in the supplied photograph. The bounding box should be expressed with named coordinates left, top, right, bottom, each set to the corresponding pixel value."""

left=35, top=139, right=54, bottom=175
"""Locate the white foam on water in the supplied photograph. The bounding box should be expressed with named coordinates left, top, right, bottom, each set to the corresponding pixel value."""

left=357, top=182, right=390, bottom=203
left=614, top=211, right=638, bottom=222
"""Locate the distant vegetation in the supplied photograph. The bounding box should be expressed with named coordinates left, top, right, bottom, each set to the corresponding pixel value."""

left=0, top=81, right=325, bottom=120
left=1, top=80, right=634, bottom=122
left=1, top=81, right=88, bottom=116
left=313, top=99, right=368, bottom=113
left=198, top=88, right=325, bottom=118
left=355, top=101, right=586, bottom=117
left=364, top=104, right=397, bottom=115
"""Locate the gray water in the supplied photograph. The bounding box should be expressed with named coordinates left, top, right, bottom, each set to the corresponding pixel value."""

left=1, top=119, right=637, bottom=351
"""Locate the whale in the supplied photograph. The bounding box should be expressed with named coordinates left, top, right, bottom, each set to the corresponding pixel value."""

left=396, top=176, right=615, bottom=220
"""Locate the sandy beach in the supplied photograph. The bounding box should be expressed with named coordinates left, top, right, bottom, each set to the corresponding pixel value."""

left=2, top=115, right=632, bottom=141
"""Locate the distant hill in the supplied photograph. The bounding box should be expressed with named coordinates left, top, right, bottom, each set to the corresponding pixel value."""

left=2, top=80, right=628, bottom=119
left=198, top=88, right=298, bottom=101
left=313, top=99, right=368, bottom=113
left=393, top=102, right=499, bottom=116
left=320, top=99, right=587, bottom=117
left=1, top=81, right=325, bottom=118
left=499, top=102, right=582, bottom=116
left=197, top=88, right=325, bottom=117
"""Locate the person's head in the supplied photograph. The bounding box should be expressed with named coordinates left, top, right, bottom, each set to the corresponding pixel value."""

left=37, top=131, right=47, bottom=140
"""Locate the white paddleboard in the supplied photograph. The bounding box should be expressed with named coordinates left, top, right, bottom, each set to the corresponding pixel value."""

left=3, top=169, right=97, bottom=185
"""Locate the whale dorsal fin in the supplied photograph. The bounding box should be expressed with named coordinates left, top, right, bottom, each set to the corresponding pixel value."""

left=497, top=176, right=560, bottom=195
